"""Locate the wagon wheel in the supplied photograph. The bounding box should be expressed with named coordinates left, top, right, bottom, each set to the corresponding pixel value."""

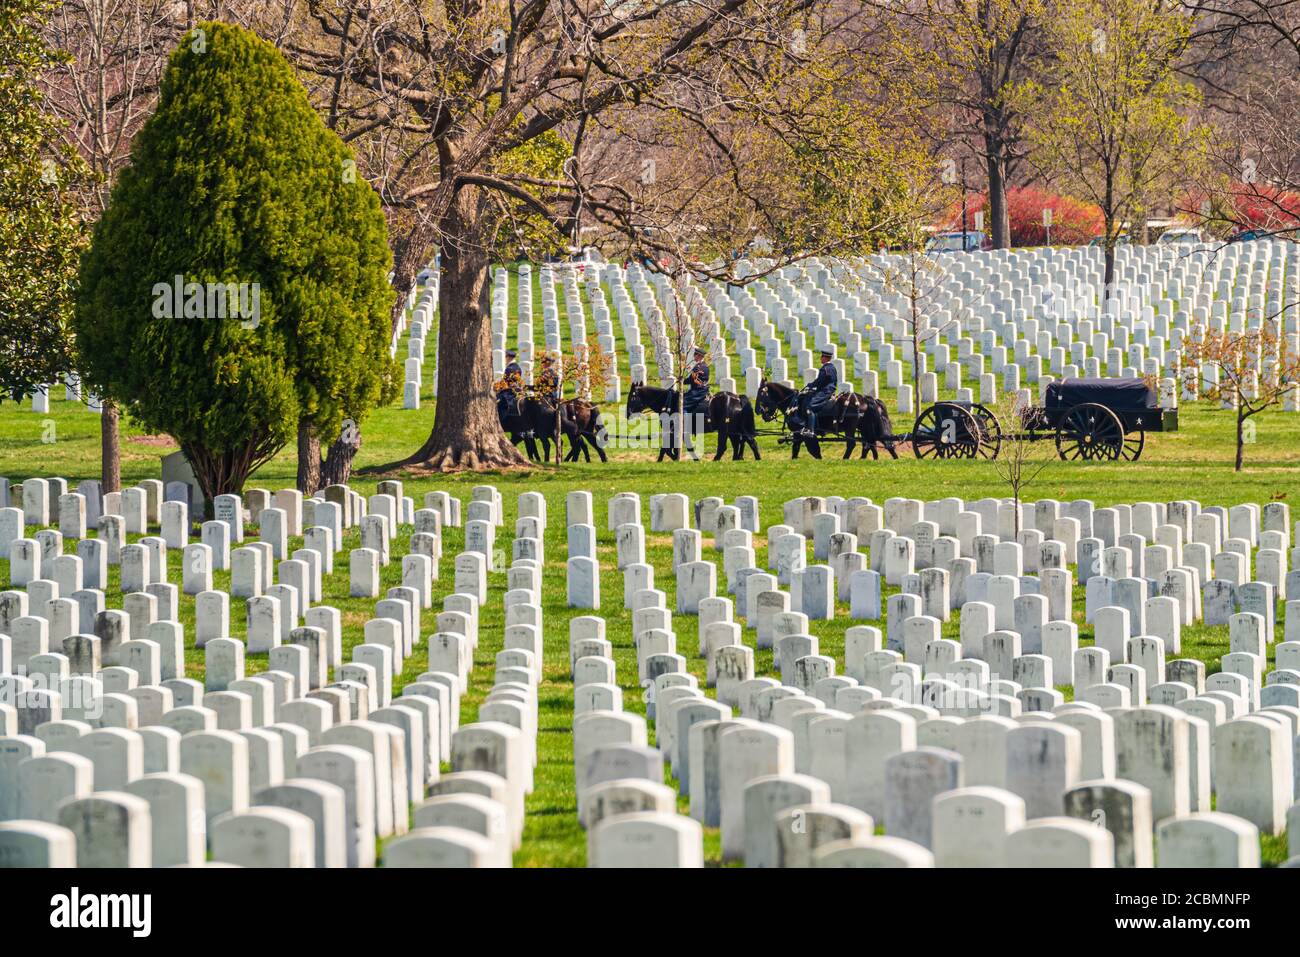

left=911, top=402, right=982, bottom=460
left=1055, top=402, right=1125, bottom=462
left=1120, top=427, right=1146, bottom=462
left=968, top=402, right=1003, bottom=460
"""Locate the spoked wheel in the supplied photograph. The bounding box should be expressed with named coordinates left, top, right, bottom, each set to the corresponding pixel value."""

left=1055, top=402, right=1125, bottom=461
left=969, top=402, right=1003, bottom=460
left=912, top=402, right=982, bottom=459
left=1120, top=428, right=1145, bottom=461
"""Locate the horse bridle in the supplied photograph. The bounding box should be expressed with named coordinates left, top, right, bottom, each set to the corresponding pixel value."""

left=755, top=383, right=786, bottom=423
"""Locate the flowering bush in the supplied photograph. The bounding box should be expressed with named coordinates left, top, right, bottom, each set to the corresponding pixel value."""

left=1179, top=182, right=1300, bottom=235
left=940, top=186, right=1104, bottom=246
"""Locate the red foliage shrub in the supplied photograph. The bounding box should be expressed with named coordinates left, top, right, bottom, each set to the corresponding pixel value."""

left=940, top=186, right=1104, bottom=246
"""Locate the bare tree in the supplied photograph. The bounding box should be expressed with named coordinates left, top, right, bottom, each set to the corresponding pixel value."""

left=558, top=337, right=612, bottom=463
left=270, top=1, right=933, bottom=472
left=987, top=388, right=1054, bottom=534
left=1175, top=316, right=1300, bottom=470
left=851, top=187, right=975, bottom=415
left=888, top=0, right=1045, bottom=249
left=44, top=0, right=182, bottom=493
left=1014, top=0, right=1209, bottom=289
left=1179, top=1, right=1300, bottom=240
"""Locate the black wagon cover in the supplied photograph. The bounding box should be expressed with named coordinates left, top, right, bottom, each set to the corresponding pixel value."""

left=1044, top=378, right=1156, bottom=412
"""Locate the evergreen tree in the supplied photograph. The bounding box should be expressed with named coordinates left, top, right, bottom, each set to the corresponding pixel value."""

left=75, top=21, right=395, bottom=504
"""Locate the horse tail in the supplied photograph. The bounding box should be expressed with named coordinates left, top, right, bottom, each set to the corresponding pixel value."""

left=590, top=408, right=609, bottom=447
left=735, top=395, right=758, bottom=437
left=872, top=398, right=896, bottom=444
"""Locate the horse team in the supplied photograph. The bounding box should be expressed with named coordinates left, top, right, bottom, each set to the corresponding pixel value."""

left=497, top=378, right=898, bottom=463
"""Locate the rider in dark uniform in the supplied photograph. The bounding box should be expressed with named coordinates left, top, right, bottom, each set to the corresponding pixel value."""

left=683, top=346, right=711, bottom=417
left=798, top=346, right=838, bottom=437
left=535, top=353, right=561, bottom=405
left=497, top=348, right=523, bottom=417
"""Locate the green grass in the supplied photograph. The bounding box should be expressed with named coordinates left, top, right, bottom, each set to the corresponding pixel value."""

left=3, top=307, right=1298, bottom=867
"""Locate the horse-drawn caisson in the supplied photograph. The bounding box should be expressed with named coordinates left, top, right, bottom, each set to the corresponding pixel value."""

left=498, top=338, right=1171, bottom=465
left=908, top=377, right=1175, bottom=461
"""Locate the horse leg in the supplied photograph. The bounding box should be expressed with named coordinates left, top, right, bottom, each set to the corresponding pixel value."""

left=731, top=434, right=743, bottom=460
left=714, top=425, right=726, bottom=461
left=748, top=435, right=761, bottom=460
left=810, top=439, right=822, bottom=460
left=792, top=437, right=801, bottom=460
left=842, top=434, right=854, bottom=460
left=887, top=442, right=899, bottom=460
left=584, top=430, right=607, bottom=463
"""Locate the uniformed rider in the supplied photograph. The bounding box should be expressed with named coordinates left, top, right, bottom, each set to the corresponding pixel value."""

left=497, top=348, right=523, bottom=417
left=535, top=352, right=561, bottom=405
left=683, top=346, right=711, bottom=417
left=797, top=346, right=838, bottom=437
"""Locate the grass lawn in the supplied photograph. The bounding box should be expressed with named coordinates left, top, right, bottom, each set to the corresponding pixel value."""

left=2, top=373, right=1296, bottom=865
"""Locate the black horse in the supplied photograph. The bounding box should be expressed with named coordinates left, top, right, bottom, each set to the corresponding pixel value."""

left=561, top=399, right=609, bottom=463
left=499, top=393, right=611, bottom=463
left=626, top=383, right=761, bottom=461
left=858, top=394, right=899, bottom=460
left=498, top=394, right=562, bottom=462
left=755, top=379, right=898, bottom=460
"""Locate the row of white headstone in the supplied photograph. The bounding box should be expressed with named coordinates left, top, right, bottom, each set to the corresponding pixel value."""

left=552, top=488, right=1298, bottom=866
left=477, top=239, right=1299, bottom=421
left=4, top=477, right=1299, bottom=866
left=0, top=476, right=547, bottom=866
left=489, top=261, right=626, bottom=404
left=395, top=266, right=440, bottom=410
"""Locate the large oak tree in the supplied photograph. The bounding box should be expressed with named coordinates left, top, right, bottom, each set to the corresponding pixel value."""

left=277, top=0, right=933, bottom=471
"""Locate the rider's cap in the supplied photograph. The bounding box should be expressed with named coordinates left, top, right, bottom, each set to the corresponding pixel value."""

left=819, top=346, right=835, bottom=358
left=505, top=348, right=518, bottom=358
left=693, top=346, right=707, bottom=357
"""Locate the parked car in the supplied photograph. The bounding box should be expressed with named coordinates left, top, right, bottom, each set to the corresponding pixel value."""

left=925, top=230, right=987, bottom=253
left=1088, top=233, right=1131, bottom=247
left=1156, top=226, right=1206, bottom=245
left=1228, top=228, right=1270, bottom=243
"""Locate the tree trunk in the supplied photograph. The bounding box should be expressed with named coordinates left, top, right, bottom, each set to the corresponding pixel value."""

left=912, top=330, right=921, bottom=413
left=1235, top=407, right=1245, bottom=471
left=320, top=426, right=361, bottom=487
left=1103, top=173, right=1116, bottom=295
left=378, top=184, right=528, bottom=472
left=182, top=442, right=267, bottom=515
left=1102, top=213, right=1116, bottom=296
left=297, top=421, right=322, bottom=494
left=554, top=404, right=563, bottom=465
left=985, top=135, right=1012, bottom=250
left=101, top=400, right=121, bottom=493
